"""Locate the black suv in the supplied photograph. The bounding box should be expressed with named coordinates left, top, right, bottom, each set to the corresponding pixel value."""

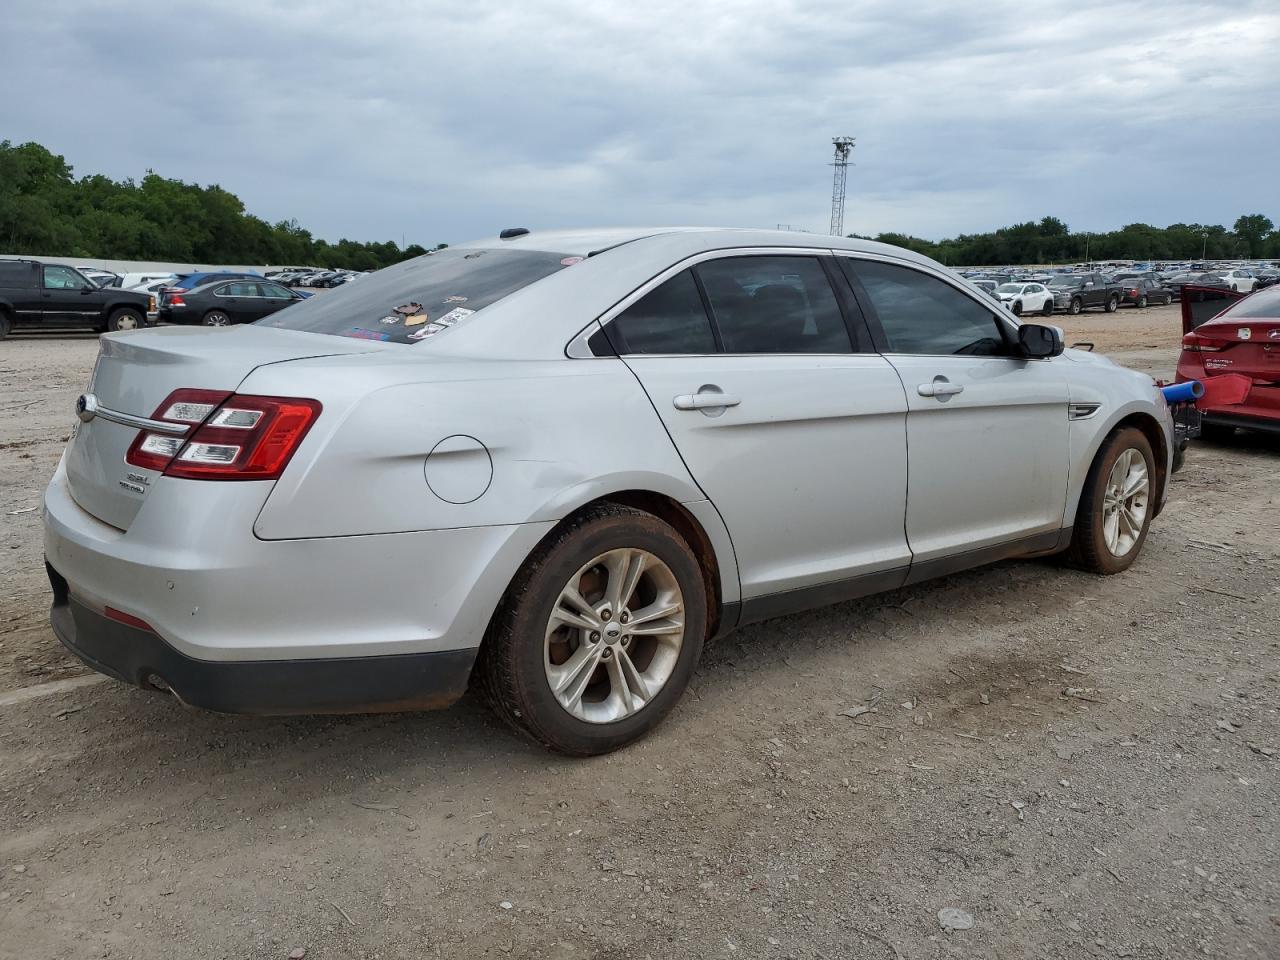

left=0, top=259, right=158, bottom=339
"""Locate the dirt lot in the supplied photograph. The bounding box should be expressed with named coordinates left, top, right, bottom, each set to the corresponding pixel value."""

left=1, top=305, right=1277, bottom=960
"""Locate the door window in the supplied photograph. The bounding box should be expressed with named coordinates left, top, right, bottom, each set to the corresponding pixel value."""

left=608, top=269, right=717, bottom=355
left=696, top=256, right=851, bottom=354
left=261, top=282, right=294, bottom=299
left=222, top=282, right=259, bottom=297
left=43, top=266, right=92, bottom=290
left=844, top=259, right=1008, bottom=356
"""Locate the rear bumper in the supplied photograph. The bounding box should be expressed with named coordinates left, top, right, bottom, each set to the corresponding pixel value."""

left=48, top=564, right=474, bottom=714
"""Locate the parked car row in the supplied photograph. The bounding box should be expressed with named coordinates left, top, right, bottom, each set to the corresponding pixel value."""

left=267, top=269, right=368, bottom=288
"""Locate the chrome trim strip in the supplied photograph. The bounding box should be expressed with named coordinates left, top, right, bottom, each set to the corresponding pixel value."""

left=94, top=406, right=191, bottom=436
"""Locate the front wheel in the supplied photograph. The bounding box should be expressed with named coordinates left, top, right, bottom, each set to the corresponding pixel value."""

left=1163, top=294, right=1173, bottom=305
left=106, top=308, right=143, bottom=332
left=1069, top=297, right=1083, bottom=315
left=476, top=504, right=708, bottom=755
left=1041, top=299, right=1054, bottom=316
left=1011, top=301, right=1023, bottom=316
left=1068, top=427, right=1155, bottom=574
left=202, top=310, right=232, bottom=327
left=1105, top=295, right=1119, bottom=313
left=1138, top=295, right=1148, bottom=308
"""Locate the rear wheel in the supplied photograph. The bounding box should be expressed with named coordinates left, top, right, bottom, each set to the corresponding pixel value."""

left=1011, top=301, right=1023, bottom=316
left=1041, top=299, right=1054, bottom=316
left=106, top=308, right=143, bottom=332
left=0, top=309, right=10, bottom=340
left=1105, top=295, right=1120, bottom=313
left=1138, top=295, right=1148, bottom=308
left=1068, top=427, right=1155, bottom=575
left=476, top=504, right=707, bottom=755
left=202, top=310, right=232, bottom=327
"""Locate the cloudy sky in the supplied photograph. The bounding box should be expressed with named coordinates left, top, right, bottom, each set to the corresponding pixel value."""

left=5, top=0, right=1278, bottom=247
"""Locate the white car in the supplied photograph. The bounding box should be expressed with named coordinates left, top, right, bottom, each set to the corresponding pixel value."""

left=120, top=272, right=178, bottom=290
left=1216, top=269, right=1257, bottom=293
left=995, top=282, right=1054, bottom=316
left=44, top=228, right=1177, bottom=755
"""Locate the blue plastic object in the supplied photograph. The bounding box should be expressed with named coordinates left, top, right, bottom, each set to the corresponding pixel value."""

left=1161, top=380, right=1204, bottom=404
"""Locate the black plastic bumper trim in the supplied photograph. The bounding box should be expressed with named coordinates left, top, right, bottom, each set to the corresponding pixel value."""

left=47, top=562, right=476, bottom=715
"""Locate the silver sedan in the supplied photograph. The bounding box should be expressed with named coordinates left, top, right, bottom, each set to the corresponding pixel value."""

left=44, top=228, right=1177, bottom=754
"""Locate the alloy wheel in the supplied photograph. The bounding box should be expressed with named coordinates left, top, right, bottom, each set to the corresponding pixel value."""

left=543, top=548, right=685, bottom=724
left=1102, top=448, right=1149, bottom=557
left=204, top=312, right=230, bottom=326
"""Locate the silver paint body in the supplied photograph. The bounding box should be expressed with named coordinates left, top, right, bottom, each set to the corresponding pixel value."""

left=43, top=228, right=1174, bottom=666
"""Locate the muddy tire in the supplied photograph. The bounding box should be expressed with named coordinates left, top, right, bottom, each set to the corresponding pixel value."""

left=106, top=308, right=143, bottom=333
left=475, top=504, right=707, bottom=756
left=1105, top=295, right=1119, bottom=313
left=1068, top=427, right=1155, bottom=575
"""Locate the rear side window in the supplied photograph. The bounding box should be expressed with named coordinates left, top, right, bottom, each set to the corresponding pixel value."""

left=0, top=261, right=35, bottom=286
left=609, top=270, right=716, bottom=354
left=845, top=259, right=1007, bottom=356
left=697, top=256, right=851, bottom=354
left=264, top=248, right=572, bottom=344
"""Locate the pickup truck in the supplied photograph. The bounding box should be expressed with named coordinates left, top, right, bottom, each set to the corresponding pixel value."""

left=1046, top=273, right=1123, bottom=315
left=0, top=259, right=158, bottom=339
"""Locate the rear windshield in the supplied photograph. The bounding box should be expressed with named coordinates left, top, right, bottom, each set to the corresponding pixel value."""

left=262, top=248, right=574, bottom=344
left=1221, top=289, right=1280, bottom=319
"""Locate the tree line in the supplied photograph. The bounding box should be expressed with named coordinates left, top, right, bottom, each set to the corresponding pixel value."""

left=861, top=214, right=1278, bottom=267
left=3, top=140, right=1275, bottom=271
left=0, top=141, right=442, bottom=270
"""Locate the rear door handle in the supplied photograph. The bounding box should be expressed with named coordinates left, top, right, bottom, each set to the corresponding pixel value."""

left=673, top=388, right=741, bottom=411
left=917, top=376, right=964, bottom=399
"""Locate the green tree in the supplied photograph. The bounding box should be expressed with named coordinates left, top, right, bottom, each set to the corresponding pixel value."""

left=1233, top=214, right=1274, bottom=257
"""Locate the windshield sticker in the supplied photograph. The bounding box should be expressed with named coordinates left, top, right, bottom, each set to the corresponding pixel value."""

left=560, top=256, right=584, bottom=266
left=443, top=295, right=468, bottom=304
left=403, top=312, right=429, bottom=326
left=378, top=313, right=401, bottom=325
left=349, top=327, right=391, bottom=341
left=394, top=301, right=423, bottom=316
left=436, top=307, right=475, bottom=327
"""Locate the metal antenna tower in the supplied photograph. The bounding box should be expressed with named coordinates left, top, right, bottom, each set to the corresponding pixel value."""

left=829, top=136, right=856, bottom=236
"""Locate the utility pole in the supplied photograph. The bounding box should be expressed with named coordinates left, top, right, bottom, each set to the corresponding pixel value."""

left=829, top=137, right=856, bottom=236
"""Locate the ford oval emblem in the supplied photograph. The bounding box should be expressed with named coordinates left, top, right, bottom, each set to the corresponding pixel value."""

left=76, top=393, right=98, bottom=423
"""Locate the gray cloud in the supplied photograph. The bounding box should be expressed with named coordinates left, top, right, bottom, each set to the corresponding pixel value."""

left=4, top=0, right=1278, bottom=245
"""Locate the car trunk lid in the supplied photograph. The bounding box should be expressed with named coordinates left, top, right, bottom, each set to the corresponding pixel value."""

left=64, top=326, right=384, bottom=530
left=1195, top=318, right=1280, bottom=382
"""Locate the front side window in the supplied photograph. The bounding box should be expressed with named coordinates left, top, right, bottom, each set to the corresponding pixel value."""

left=845, top=259, right=1008, bottom=357
left=222, top=282, right=258, bottom=297
left=608, top=269, right=716, bottom=355
left=697, top=256, right=851, bottom=354
left=43, top=266, right=91, bottom=290
left=261, top=282, right=294, bottom=299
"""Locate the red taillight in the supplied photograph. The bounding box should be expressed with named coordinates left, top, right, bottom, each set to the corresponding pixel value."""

left=166, top=294, right=186, bottom=307
left=1181, top=332, right=1229, bottom=353
left=125, top=389, right=321, bottom=480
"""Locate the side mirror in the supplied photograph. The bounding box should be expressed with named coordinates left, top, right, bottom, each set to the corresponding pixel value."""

left=1018, top=322, right=1064, bottom=359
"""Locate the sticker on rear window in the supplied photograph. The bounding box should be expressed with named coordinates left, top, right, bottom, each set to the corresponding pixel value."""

left=409, top=323, right=446, bottom=341
left=349, top=327, right=391, bottom=341
left=443, top=295, right=468, bottom=304
left=560, top=256, right=584, bottom=266
left=435, top=307, right=474, bottom=327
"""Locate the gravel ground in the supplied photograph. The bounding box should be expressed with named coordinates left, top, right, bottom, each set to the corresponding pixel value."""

left=1, top=305, right=1277, bottom=960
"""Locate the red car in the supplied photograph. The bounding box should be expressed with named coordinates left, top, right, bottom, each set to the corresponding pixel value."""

left=1177, top=284, right=1280, bottom=438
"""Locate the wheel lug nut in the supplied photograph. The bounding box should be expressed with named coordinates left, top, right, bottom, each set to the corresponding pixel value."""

left=620, top=612, right=629, bottom=624
left=590, top=632, right=601, bottom=643
left=603, top=648, right=613, bottom=659
left=621, top=637, right=629, bottom=646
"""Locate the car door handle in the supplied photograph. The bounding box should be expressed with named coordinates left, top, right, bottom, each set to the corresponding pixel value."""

left=673, top=390, right=741, bottom=411
left=917, top=377, right=964, bottom=399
